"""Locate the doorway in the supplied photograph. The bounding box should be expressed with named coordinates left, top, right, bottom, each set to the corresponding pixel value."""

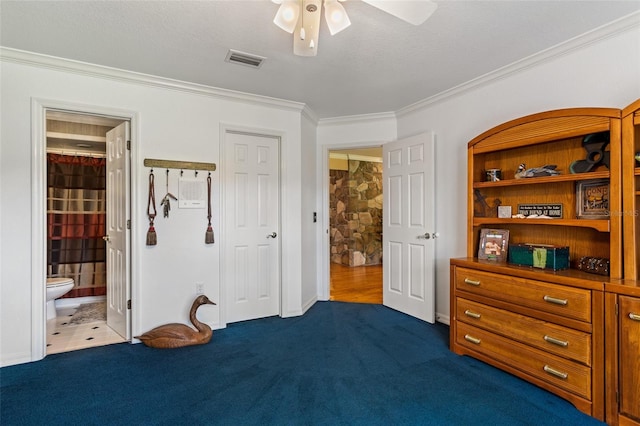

left=328, top=147, right=383, bottom=304
left=43, top=109, right=130, bottom=354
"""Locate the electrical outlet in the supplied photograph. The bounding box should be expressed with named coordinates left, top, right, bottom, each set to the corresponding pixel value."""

left=196, top=282, right=204, bottom=295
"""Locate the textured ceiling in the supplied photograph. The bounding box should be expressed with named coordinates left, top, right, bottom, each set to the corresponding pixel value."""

left=1, top=1, right=639, bottom=119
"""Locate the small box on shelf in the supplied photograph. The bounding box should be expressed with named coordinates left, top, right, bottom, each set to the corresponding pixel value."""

left=508, top=243, right=570, bottom=271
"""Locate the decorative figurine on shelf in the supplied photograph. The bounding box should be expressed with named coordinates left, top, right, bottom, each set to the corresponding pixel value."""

left=514, top=163, right=560, bottom=179
left=473, top=189, right=501, bottom=218
left=135, top=295, right=216, bottom=348
left=569, top=131, right=610, bottom=173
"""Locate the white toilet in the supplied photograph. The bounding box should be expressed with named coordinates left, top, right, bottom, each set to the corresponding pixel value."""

left=46, top=277, right=75, bottom=320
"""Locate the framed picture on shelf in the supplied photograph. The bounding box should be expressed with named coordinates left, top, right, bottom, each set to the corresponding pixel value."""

left=576, top=179, right=609, bottom=219
left=478, top=228, right=510, bottom=261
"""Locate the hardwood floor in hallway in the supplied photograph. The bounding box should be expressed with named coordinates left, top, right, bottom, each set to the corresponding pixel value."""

left=330, top=263, right=382, bottom=304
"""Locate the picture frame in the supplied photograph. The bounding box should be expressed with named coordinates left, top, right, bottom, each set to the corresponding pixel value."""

left=478, top=228, right=510, bottom=261
left=576, top=179, right=609, bottom=219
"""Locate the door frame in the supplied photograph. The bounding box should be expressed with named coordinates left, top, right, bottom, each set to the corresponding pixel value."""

left=319, top=141, right=386, bottom=301
left=219, top=123, right=284, bottom=327
left=30, top=98, right=139, bottom=361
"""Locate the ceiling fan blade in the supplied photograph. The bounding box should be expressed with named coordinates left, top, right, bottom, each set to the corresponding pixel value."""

left=361, top=0, right=438, bottom=26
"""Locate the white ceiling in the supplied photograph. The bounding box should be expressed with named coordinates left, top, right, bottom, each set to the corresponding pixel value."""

left=2, top=1, right=639, bottom=119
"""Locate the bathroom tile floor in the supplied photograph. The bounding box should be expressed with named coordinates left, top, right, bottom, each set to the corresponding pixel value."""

left=46, top=307, right=126, bottom=354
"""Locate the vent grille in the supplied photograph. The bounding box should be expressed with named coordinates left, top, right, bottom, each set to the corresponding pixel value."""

left=225, top=50, right=266, bottom=69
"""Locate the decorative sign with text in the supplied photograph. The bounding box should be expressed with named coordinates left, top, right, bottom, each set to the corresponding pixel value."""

left=517, top=203, right=563, bottom=218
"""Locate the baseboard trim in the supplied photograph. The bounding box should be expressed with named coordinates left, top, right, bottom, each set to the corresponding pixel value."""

left=436, top=313, right=450, bottom=326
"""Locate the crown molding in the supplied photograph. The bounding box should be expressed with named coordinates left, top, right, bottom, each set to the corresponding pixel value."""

left=396, top=11, right=640, bottom=119
left=318, top=111, right=396, bottom=127
left=301, top=105, right=319, bottom=125
left=0, top=47, right=307, bottom=115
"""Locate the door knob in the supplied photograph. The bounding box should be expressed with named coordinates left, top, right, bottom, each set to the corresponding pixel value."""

left=267, top=232, right=277, bottom=239
left=418, top=232, right=439, bottom=240
left=102, top=235, right=110, bottom=242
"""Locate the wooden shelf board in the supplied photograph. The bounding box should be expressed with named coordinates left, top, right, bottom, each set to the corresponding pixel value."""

left=473, top=217, right=610, bottom=232
left=473, top=171, right=609, bottom=188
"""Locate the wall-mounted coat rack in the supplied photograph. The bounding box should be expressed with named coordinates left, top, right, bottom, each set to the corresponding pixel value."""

left=143, top=158, right=216, bottom=171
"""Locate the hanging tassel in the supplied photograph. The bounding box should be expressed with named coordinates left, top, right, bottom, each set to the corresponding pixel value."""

left=205, top=225, right=214, bottom=244
left=146, top=224, right=157, bottom=246
left=147, top=170, right=158, bottom=246
left=205, top=173, right=214, bottom=244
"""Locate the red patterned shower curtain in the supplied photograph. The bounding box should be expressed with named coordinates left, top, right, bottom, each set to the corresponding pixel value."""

left=47, top=153, right=106, bottom=298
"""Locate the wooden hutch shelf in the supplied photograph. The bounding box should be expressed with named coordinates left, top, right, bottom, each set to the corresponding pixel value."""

left=451, top=100, right=640, bottom=426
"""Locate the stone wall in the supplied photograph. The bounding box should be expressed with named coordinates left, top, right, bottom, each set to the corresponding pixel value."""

left=329, top=159, right=383, bottom=266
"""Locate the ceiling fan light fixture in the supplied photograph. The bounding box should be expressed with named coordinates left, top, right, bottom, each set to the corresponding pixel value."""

left=273, top=1, right=300, bottom=34
left=324, top=0, right=351, bottom=35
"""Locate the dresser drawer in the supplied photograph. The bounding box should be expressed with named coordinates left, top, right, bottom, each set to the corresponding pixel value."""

left=456, top=322, right=591, bottom=399
left=457, top=298, right=591, bottom=365
left=455, top=267, right=591, bottom=322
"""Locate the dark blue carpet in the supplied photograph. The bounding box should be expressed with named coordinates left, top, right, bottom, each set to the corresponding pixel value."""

left=1, top=301, right=603, bottom=425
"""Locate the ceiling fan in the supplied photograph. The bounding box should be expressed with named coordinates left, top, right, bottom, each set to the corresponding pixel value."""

left=272, top=0, right=438, bottom=56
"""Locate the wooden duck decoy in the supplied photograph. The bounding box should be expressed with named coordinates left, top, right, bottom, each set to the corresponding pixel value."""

left=515, top=163, right=560, bottom=179
left=135, top=295, right=216, bottom=349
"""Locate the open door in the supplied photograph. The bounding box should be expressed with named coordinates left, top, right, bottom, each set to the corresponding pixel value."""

left=382, top=132, right=436, bottom=323
left=105, top=122, right=130, bottom=339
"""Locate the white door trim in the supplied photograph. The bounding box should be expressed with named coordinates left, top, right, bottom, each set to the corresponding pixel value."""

left=219, top=123, right=285, bottom=327
left=30, top=98, right=139, bottom=361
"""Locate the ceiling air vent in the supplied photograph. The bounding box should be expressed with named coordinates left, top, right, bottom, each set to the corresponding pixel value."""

left=225, top=50, right=266, bottom=69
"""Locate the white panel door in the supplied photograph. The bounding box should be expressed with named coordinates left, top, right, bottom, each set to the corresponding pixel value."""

left=383, top=132, right=436, bottom=323
left=105, top=122, right=130, bottom=339
left=224, top=131, right=280, bottom=323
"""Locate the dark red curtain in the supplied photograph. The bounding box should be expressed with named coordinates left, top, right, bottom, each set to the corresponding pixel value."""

left=47, top=153, right=106, bottom=298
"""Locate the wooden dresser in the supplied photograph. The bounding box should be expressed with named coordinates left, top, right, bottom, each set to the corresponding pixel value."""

left=450, top=259, right=605, bottom=419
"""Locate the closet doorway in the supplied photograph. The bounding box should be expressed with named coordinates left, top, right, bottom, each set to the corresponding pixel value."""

left=328, top=147, right=383, bottom=304
left=44, top=110, right=130, bottom=354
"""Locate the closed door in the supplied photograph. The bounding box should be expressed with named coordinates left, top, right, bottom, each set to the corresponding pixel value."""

left=382, top=132, right=436, bottom=323
left=105, top=122, right=130, bottom=339
left=223, top=131, right=280, bottom=323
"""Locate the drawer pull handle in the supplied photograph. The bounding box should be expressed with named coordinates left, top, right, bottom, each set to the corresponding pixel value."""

left=543, top=365, right=568, bottom=380
left=464, top=278, right=480, bottom=286
left=464, top=334, right=481, bottom=344
left=629, top=313, right=640, bottom=322
left=543, top=295, right=568, bottom=306
left=544, top=335, right=569, bottom=347
left=464, top=310, right=481, bottom=319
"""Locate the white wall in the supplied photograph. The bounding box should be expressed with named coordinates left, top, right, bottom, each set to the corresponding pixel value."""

left=0, top=52, right=308, bottom=366
left=301, top=112, right=319, bottom=311
left=316, top=19, right=640, bottom=323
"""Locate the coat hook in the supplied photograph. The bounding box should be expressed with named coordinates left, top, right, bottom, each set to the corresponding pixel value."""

left=195, top=170, right=198, bottom=177
left=180, top=170, right=183, bottom=176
